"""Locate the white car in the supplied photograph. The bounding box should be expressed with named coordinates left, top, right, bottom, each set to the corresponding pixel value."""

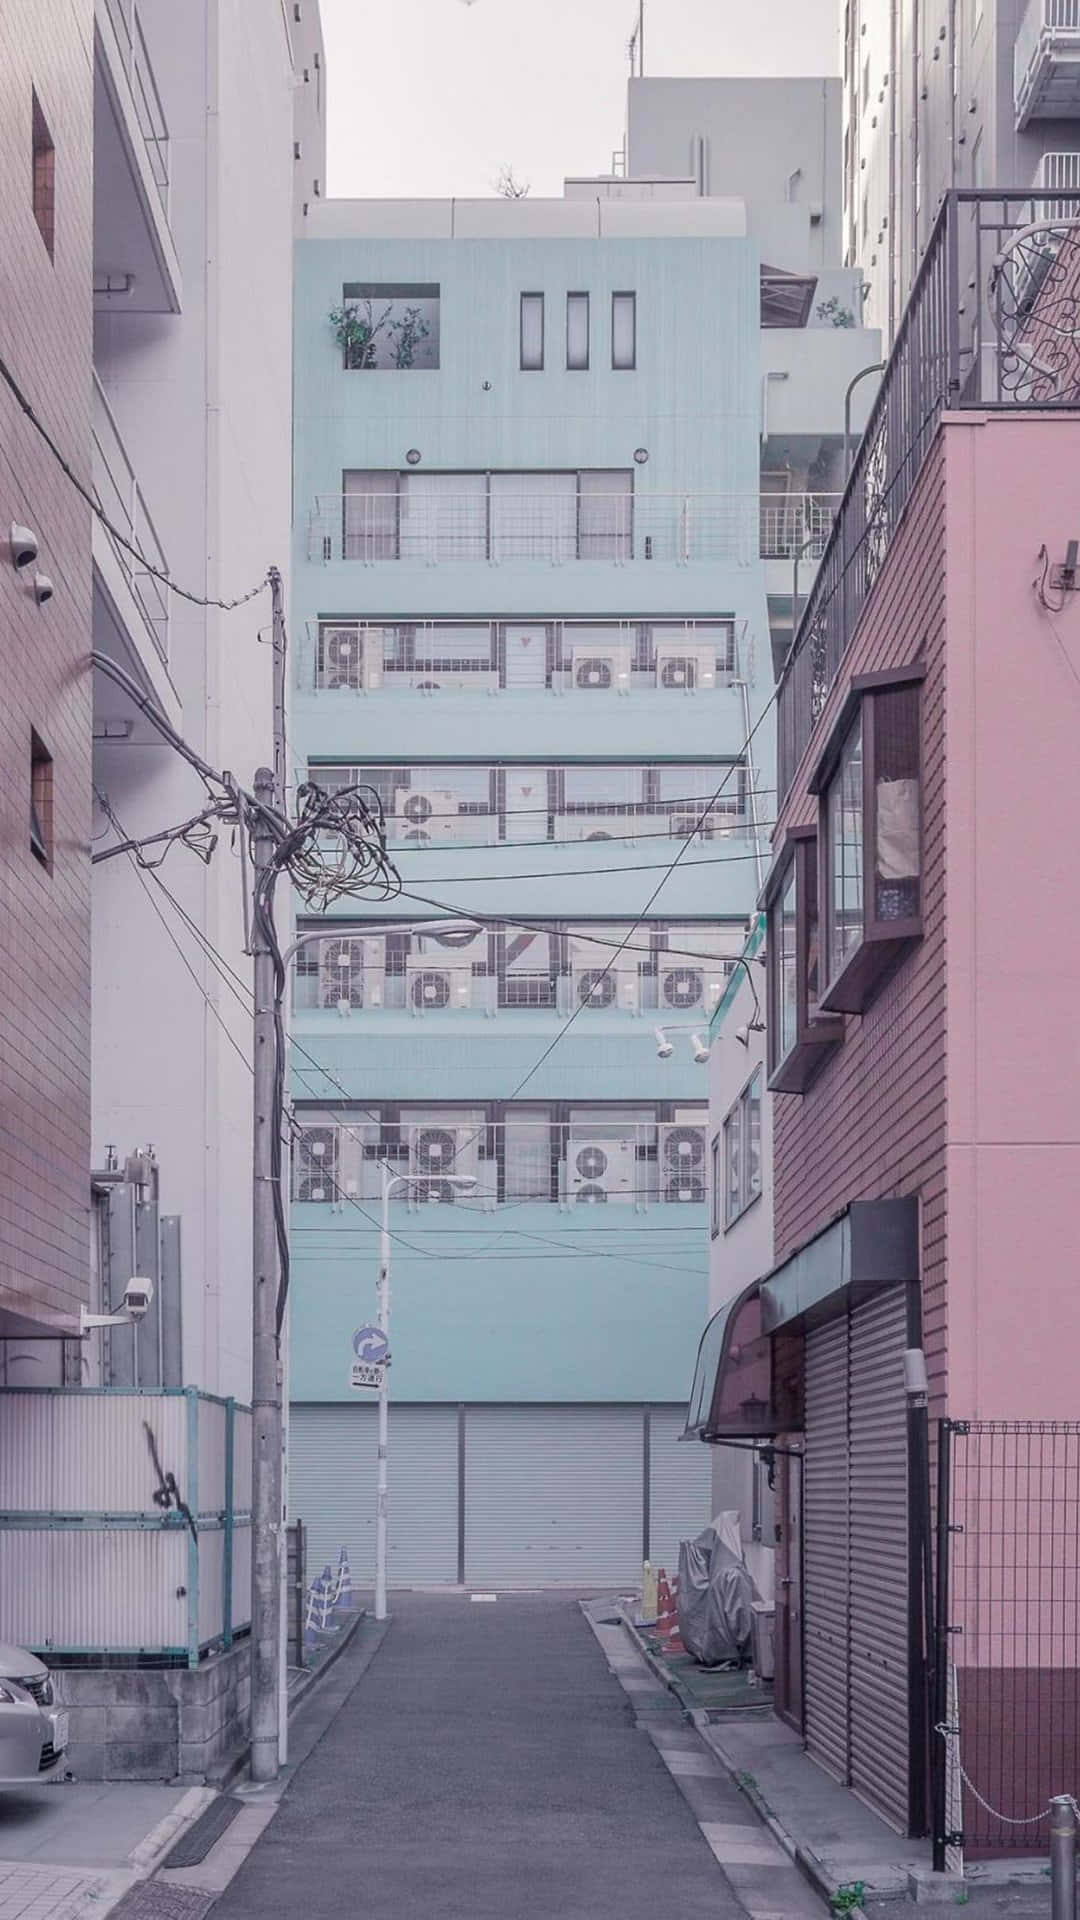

left=0, top=1644, right=67, bottom=1784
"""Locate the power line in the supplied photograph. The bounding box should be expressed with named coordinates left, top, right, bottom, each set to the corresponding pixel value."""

left=0, top=350, right=270, bottom=612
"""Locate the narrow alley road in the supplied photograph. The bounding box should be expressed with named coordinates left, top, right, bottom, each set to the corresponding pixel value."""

left=213, top=1594, right=754, bottom=1919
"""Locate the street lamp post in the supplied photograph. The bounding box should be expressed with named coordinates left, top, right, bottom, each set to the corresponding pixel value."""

left=374, top=1168, right=475, bottom=1621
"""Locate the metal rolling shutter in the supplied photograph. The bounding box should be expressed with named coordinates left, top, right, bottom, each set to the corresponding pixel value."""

left=464, top=1406, right=643, bottom=1587
left=849, top=1288, right=910, bottom=1830
left=803, top=1316, right=851, bottom=1784
left=647, top=1406, right=714, bottom=1576
left=288, top=1404, right=459, bottom=1586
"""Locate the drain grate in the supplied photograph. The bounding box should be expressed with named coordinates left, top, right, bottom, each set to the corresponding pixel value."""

left=160, top=1794, right=244, bottom=1869
left=108, top=1886, right=218, bottom=1920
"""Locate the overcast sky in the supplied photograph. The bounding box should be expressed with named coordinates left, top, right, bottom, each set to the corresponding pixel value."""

left=321, top=0, right=841, bottom=201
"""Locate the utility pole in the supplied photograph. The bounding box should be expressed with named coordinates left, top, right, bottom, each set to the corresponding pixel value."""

left=250, top=764, right=282, bottom=1782
left=269, top=567, right=286, bottom=812
left=268, top=563, right=289, bottom=1770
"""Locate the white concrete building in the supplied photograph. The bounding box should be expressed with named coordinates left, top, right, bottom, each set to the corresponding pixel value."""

left=89, top=0, right=325, bottom=1402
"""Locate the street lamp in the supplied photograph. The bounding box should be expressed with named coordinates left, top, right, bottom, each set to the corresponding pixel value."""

left=374, top=1167, right=476, bottom=1621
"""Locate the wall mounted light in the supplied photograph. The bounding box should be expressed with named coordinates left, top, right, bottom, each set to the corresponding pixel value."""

left=633, top=447, right=649, bottom=464
left=654, top=1023, right=709, bottom=1064
left=405, top=449, right=422, bottom=466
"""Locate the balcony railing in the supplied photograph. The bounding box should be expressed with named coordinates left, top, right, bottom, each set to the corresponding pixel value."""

left=777, top=188, right=1080, bottom=801
left=309, top=491, right=840, bottom=566
left=101, top=0, right=170, bottom=210
left=305, top=616, right=744, bottom=694
left=293, top=1117, right=710, bottom=1209
left=294, top=929, right=741, bottom=1021
left=759, top=492, right=839, bottom=560
left=93, top=374, right=170, bottom=663
left=1015, top=0, right=1080, bottom=127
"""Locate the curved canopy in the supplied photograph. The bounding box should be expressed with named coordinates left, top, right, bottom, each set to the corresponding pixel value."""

left=683, top=1279, right=778, bottom=1442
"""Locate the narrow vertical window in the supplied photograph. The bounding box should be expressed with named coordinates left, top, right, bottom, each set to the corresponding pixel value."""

left=30, top=731, right=53, bottom=869
left=520, top=293, right=544, bottom=371
left=566, top=292, right=589, bottom=370
left=612, top=291, right=636, bottom=369
left=31, top=91, right=55, bottom=260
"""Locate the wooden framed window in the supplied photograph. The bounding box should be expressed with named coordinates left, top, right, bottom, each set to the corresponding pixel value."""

left=765, top=828, right=843, bottom=1093
left=520, top=293, right=544, bottom=370
left=32, top=91, right=54, bottom=260
left=812, top=668, right=924, bottom=1014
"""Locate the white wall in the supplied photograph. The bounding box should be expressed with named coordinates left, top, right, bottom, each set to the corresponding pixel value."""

left=707, top=956, right=774, bottom=1543
left=91, top=0, right=301, bottom=1400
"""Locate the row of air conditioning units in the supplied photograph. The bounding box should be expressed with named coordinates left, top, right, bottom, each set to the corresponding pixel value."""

left=316, top=627, right=729, bottom=693
left=309, top=944, right=729, bottom=1016
left=294, top=1123, right=707, bottom=1206
left=387, top=789, right=741, bottom=847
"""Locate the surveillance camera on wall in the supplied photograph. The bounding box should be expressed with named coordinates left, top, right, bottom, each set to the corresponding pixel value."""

left=33, top=572, right=54, bottom=605
left=653, top=1026, right=674, bottom=1060
left=691, top=1034, right=710, bottom=1064
left=123, top=1277, right=154, bottom=1320
left=9, top=524, right=39, bottom=570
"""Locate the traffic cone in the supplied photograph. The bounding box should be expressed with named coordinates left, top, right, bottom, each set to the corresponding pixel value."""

left=335, top=1546, right=354, bottom=1613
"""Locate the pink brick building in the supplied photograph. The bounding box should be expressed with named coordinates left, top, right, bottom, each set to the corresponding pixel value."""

left=0, top=0, right=94, bottom=1341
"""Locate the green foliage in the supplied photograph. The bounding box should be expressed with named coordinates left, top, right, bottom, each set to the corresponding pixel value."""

left=329, top=299, right=431, bottom=370
left=815, top=295, right=857, bottom=329
left=830, top=1882, right=866, bottom=1914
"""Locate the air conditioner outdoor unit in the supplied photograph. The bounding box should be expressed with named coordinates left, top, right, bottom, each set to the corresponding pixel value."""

left=567, top=1136, right=637, bottom=1204
left=668, top=808, right=737, bottom=842
left=409, top=670, right=500, bottom=695
left=554, top=813, right=625, bottom=843
left=655, top=642, right=717, bottom=692
left=393, top=787, right=463, bottom=845
left=317, top=936, right=371, bottom=1010
left=405, top=957, right=473, bottom=1012
left=571, top=962, right=639, bottom=1012
left=570, top=645, right=632, bottom=692
left=408, top=1124, right=479, bottom=1202
left=659, top=1123, right=707, bottom=1203
left=318, top=624, right=383, bottom=692
left=656, top=959, right=708, bottom=1014
left=294, top=1126, right=338, bottom=1204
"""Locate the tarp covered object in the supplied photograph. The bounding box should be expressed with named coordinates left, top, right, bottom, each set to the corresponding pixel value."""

left=677, top=1510, right=754, bottom=1667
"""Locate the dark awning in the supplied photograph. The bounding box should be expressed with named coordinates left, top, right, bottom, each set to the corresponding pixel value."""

left=760, top=1197, right=918, bottom=1335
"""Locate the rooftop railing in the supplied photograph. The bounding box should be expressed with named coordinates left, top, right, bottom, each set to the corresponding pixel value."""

left=777, top=188, right=1080, bottom=802
left=92, top=374, right=170, bottom=663
left=308, top=490, right=840, bottom=567
left=101, top=0, right=170, bottom=212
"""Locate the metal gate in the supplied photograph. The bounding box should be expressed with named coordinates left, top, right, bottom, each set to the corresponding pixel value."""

left=803, top=1291, right=910, bottom=1828
left=933, top=1420, right=1080, bottom=1859
left=804, top=1315, right=851, bottom=1784
left=849, top=1289, right=910, bottom=1828
left=463, top=1406, right=643, bottom=1586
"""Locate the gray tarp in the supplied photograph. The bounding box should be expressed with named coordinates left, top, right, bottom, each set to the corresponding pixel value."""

left=677, top=1510, right=754, bottom=1667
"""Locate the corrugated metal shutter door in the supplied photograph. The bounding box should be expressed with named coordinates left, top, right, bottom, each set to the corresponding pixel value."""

left=465, top=1407, right=642, bottom=1586
left=289, top=1405, right=459, bottom=1585
left=803, top=1316, right=851, bottom=1784
left=849, top=1288, right=909, bottom=1829
left=648, top=1406, right=713, bottom=1574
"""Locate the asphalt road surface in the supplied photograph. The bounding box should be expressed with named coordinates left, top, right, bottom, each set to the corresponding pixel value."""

left=212, top=1592, right=753, bottom=1919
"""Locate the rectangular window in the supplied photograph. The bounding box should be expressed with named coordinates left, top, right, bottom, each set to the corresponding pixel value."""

left=520, top=293, right=544, bottom=370
left=815, top=671, right=924, bottom=1014
left=30, top=730, right=52, bottom=868
left=723, top=1067, right=763, bottom=1229
left=338, top=283, right=439, bottom=369
left=612, top=292, right=636, bottom=369
left=710, top=1133, right=722, bottom=1237
left=566, top=292, right=589, bottom=369
left=766, top=830, right=843, bottom=1093
left=32, top=91, right=54, bottom=259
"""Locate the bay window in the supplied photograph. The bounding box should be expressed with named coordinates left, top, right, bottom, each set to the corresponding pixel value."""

left=813, top=667, right=924, bottom=1014
left=766, top=828, right=843, bottom=1093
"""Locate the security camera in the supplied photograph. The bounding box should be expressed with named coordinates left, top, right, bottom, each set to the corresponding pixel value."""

left=123, top=1277, right=153, bottom=1320
left=9, top=523, right=39, bottom=570
left=735, top=1024, right=750, bottom=1047
left=33, top=572, right=54, bottom=606
left=653, top=1026, right=674, bottom=1060
left=691, top=1033, right=710, bottom=1064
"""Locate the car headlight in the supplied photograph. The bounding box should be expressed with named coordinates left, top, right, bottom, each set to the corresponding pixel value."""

left=0, top=1685, right=16, bottom=1704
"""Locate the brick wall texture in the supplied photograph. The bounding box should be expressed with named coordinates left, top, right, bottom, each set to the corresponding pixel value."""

left=0, top=0, right=94, bottom=1332
left=772, top=435, right=948, bottom=1408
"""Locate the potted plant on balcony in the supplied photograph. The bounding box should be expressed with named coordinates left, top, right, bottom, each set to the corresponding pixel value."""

left=329, top=298, right=393, bottom=369
left=388, top=304, right=431, bottom=369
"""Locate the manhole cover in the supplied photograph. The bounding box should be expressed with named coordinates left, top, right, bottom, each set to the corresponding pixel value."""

left=108, top=1887, right=217, bottom=1920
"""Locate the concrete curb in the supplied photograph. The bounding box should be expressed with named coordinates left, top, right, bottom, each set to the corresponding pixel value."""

left=127, top=1787, right=218, bottom=1872
left=616, top=1611, right=851, bottom=1912
left=203, top=1609, right=369, bottom=1792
